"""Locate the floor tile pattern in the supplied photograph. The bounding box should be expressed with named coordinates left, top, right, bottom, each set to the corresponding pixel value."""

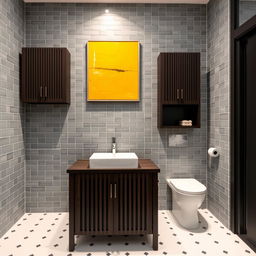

left=0, top=210, right=254, bottom=256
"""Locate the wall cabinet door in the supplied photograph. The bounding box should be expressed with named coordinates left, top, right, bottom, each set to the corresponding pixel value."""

left=158, top=52, right=200, bottom=104
left=21, top=48, right=70, bottom=104
left=43, top=48, right=70, bottom=103
left=113, top=173, right=153, bottom=234
left=21, top=48, right=43, bottom=102
left=178, top=53, right=200, bottom=104
left=158, top=53, right=180, bottom=104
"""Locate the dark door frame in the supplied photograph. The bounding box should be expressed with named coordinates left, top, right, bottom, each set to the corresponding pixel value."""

left=231, top=0, right=256, bottom=250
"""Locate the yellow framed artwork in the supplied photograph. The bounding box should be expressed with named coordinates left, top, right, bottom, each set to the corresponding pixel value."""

left=87, top=41, right=140, bottom=101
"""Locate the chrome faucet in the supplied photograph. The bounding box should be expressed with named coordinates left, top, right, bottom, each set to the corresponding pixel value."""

left=112, top=137, right=116, bottom=154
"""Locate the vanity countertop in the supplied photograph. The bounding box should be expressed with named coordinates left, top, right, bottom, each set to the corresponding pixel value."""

left=67, top=159, right=160, bottom=173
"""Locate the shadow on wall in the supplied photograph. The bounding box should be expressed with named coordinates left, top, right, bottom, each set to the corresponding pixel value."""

left=25, top=104, right=69, bottom=149
left=208, top=156, right=220, bottom=171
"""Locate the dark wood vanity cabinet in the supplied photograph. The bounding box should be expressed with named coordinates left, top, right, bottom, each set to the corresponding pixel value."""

left=158, top=52, right=201, bottom=128
left=21, top=48, right=70, bottom=103
left=67, top=160, right=160, bottom=251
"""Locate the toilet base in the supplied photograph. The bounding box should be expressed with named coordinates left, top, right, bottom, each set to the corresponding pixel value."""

left=172, top=208, right=200, bottom=229
left=166, top=178, right=206, bottom=230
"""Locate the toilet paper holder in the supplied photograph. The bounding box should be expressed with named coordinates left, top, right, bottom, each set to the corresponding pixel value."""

left=208, top=147, right=219, bottom=158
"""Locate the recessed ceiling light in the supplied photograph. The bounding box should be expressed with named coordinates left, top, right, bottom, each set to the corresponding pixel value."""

left=105, top=9, right=109, bottom=13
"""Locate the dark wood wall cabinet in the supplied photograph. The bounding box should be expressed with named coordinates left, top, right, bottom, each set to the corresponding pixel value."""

left=67, top=159, right=160, bottom=252
left=21, top=48, right=70, bottom=103
left=158, top=52, right=201, bottom=128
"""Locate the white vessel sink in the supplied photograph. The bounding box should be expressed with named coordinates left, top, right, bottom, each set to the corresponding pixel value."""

left=89, top=153, right=138, bottom=169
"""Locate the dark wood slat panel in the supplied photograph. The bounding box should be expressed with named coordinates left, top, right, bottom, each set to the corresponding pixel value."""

left=128, top=174, right=132, bottom=231
left=65, top=50, right=70, bottom=102
left=21, top=47, right=70, bottom=103
left=78, top=173, right=114, bottom=233
left=39, top=48, right=42, bottom=101
left=152, top=173, right=158, bottom=250
left=137, top=173, right=141, bottom=231
left=68, top=164, right=160, bottom=251
left=141, top=174, right=145, bottom=231
left=146, top=174, right=152, bottom=231
left=158, top=52, right=200, bottom=104
left=54, top=49, right=57, bottom=100
left=111, top=173, right=153, bottom=234
left=103, top=174, right=106, bottom=231
left=60, top=49, right=63, bottom=100
left=81, top=175, right=85, bottom=231
left=95, top=174, right=98, bottom=232
left=75, top=175, right=81, bottom=233
left=99, top=173, right=102, bottom=232
left=85, top=174, right=89, bottom=232
left=69, top=174, right=75, bottom=251
left=119, top=174, right=123, bottom=231
left=132, top=173, right=136, bottom=231
left=107, top=174, right=113, bottom=232
left=165, top=54, right=168, bottom=102
left=68, top=160, right=159, bottom=252
left=90, top=174, right=93, bottom=232
left=124, top=173, right=127, bottom=232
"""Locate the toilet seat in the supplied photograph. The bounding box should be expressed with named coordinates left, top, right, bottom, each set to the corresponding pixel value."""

left=167, top=178, right=207, bottom=195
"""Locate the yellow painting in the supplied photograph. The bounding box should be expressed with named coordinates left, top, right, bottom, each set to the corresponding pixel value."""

left=87, top=41, right=140, bottom=101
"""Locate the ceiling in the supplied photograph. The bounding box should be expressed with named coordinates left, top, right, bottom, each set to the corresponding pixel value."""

left=24, top=0, right=209, bottom=4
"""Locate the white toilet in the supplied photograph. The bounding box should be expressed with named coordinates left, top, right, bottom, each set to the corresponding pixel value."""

left=166, top=178, right=207, bottom=229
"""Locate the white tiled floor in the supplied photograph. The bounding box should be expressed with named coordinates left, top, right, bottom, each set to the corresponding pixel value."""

left=0, top=210, right=255, bottom=256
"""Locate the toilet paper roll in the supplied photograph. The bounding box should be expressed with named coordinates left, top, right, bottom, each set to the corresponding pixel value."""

left=208, top=148, right=219, bottom=158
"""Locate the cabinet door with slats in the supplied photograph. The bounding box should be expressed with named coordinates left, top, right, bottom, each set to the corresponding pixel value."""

left=158, top=52, right=200, bottom=105
left=21, top=48, right=70, bottom=104
left=179, top=53, right=200, bottom=104
left=75, top=173, right=113, bottom=234
left=158, top=53, right=180, bottom=104
left=113, top=173, right=153, bottom=234
left=21, top=48, right=42, bottom=103
left=43, top=48, right=69, bottom=103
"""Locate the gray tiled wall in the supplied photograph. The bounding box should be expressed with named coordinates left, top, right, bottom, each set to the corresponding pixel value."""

left=0, top=0, right=25, bottom=237
left=25, top=3, right=207, bottom=212
left=207, top=0, right=230, bottom=228
left=240, top=1, right=256, bottom=26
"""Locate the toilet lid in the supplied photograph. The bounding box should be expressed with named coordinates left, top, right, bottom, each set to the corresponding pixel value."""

left=168, top=178, right=207, bottom=195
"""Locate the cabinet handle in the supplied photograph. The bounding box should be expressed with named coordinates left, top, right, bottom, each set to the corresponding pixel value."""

left=181, top=89, right=183, bottom=100
left=114, top=184, right=117, bottom=199
left=45, top=86, right=47, bottom=98
left=110, top=184, right=113, bottom=199
left=177, top=89, right=180, bottom=100
left=40, top=86, right=43, bottom=98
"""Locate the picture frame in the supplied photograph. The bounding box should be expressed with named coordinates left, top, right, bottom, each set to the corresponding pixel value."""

left=87, top=41, right=140, bottom=102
